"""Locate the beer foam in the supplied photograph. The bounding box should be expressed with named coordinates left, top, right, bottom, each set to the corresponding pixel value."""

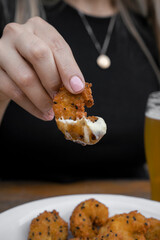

left=146, top=110, right=160, bottom=120
left=145, top=91, right=160, bottom=120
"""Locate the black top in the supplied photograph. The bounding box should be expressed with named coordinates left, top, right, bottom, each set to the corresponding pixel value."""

left=0, top=1, right=159, bottom=181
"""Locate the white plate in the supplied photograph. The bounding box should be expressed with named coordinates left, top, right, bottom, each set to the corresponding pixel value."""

left=0, top=194, right=160, bottom=240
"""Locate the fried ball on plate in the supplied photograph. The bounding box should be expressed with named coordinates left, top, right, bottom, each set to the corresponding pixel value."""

left=53, top=83, right=107, bottom=145
left=70, top=235, right=120, bottom=240
left=28, top=210, right=68, bottom=240
left=99, top=211, right=150, bottom=240
left=70, top=198, right=109, bottom=238
left=145, top=217, right=160, bottom=240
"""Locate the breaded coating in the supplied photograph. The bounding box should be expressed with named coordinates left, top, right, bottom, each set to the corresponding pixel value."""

left=99, top=211, right=150, bottom=240
left=28, top=210, right=68, bottom=240
left=70, top=198, right=109, bottom=238
left=145, top=217, right=160, bottom=240
left=70, top=235, right=121, bottom=240
left=53, top=83, right=94, bottom=120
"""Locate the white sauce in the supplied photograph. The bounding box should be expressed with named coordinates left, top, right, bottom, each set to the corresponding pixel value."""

left=85, top=117, right=107, bottom=139
left=58, top=116, right=107, bottom=145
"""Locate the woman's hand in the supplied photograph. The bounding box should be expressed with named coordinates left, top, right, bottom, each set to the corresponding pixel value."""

left=0, top=17, right=85, bottom=121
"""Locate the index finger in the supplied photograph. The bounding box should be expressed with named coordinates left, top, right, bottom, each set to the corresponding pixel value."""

left=25, top=17, right=85, bottom=94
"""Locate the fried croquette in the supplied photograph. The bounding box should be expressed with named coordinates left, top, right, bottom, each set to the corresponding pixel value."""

left=70, top=198, right=109, bottom=238
left=145, top=217, right=160, bottom=240
left=99, top=211, right=150, bottom=240
left=28, top=210, right=68, bottom=240
left=53, top=83, right=94, bottom=120
left=53, top=83, right=107, bottom=145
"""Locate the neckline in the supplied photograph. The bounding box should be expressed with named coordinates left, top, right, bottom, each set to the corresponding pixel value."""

left=63, top=0, right=118, bottom=20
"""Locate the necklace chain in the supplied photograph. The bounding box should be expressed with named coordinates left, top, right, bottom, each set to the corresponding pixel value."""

left=77, top=11, right=117, bottom=55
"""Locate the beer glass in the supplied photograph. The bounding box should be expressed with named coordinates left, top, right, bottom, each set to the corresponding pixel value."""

left=144, top=91, right=160, bottom=201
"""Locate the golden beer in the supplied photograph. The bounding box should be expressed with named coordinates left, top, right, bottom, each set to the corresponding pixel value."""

left=144, top=91, right=160, bottom=201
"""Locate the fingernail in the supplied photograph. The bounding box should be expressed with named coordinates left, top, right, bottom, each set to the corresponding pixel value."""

left=43, top=108, right=54, bottom=121
left=70, top=76, right=84, bottom=93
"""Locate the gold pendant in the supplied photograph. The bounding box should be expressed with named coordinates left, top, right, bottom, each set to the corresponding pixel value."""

left=97, top=54, right=111, bottom=69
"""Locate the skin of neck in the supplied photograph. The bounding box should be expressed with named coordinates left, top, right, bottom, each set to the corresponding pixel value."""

left=64, top=0, right=118, bottom=17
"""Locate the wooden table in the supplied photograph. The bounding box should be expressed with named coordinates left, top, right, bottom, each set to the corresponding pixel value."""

left=0, top=180, right=151, bottom=213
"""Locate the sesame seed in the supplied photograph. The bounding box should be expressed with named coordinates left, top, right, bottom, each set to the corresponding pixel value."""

left=81, top=206, right=85, bottom=209
left=46, top=217, right=50, bottom=222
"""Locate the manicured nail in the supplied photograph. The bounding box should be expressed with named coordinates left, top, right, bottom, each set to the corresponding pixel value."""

left=70, top=76, right=84, bottom=93
left=43, top=108, right=54, bottom=121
